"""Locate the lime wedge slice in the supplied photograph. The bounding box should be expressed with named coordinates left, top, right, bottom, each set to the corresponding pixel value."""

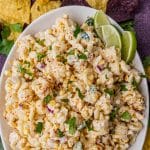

left=121, top=31, right=137, bottom=63
left=94, top=10, right=110, bottom=38
left=101, top=25, right=122, bottom=50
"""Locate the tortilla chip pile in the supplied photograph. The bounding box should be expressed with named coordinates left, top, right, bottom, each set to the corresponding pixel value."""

left=0, top=0, right=109, bottom=42
left=0, top=0, right=109, bottom=24
left=86, top=0, right=109, bottom=12
left=0, top=0, right=30, bottom=24
left=31, top=0, right=61, bottom=21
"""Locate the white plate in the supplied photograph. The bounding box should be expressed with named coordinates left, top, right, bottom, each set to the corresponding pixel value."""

left=0, top=6, right=149, bottom=150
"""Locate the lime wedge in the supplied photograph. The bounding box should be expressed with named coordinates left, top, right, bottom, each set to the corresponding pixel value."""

left=121, top=31, right=137, bottom=63
left=94, top=10, right=110, bottom=38
left=101, top=25, right=122, bottom=49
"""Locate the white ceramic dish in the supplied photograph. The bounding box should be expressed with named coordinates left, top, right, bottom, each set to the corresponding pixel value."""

left=0, top=6, right=149, bottom=150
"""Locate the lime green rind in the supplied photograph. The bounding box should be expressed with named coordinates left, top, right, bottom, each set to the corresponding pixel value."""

left=94, top=11, right=137, bottom=63
left=94, top=10, right=110, bottom=38
left=122, top=31, right=137, bottom=63
left=101, top=25, right=122, bottom=50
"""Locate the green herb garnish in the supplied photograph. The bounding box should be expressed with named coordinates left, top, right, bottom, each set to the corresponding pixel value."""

left=85, top=17, right=94, bottom=26
left=110, top=107, right=119, bottom=121
left=120, top=111, right=131, bottom=122
left=43, top=95, right=52, bottom=105
left=36, top=39, right=45, bottom=46
left=18, top=65, right=33, bottom=77
left=74, top=24, right=83, bottom=38
left=35, top=122, right=43, bottom=133
left=56, top=55, right=67, bottom=64
left=61, top=98, right=69, bottom=103
left=120, top=84, right=128, bottom=91
left=68, top=50, right=75, bottom=55
left=132, top=77, right=138, bottom=89
left=57, top=129, right=64, bottom=137
left=18, top=65, right=26, bottom=74
left=24, top=61, right=30, bottom=67
left=140, top=73, right=147, bottom=78
left=66, top=117, right=76, bottom=135
left=78, top=53, right=87, bottom=60
left=104, top=88, right=114, bottom=96
left=37, top=53, right=46, bottom=61
left=10, top=23, right=23, bottom=32
left=120, top=20, right=134, bottom=32
left=49, top=45, right=52, bottom=50
left=76, top=88, right=84, bottom=99
left=85, top=119, right=93, bottom=131
left=68, top=80, right=73, bottom=84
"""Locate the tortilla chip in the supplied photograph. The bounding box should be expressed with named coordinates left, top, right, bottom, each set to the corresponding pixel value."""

left=86, top=0, right=109, bottom=12
left=31, top=0, right=61, bottom=21
left=0, top=0, right=30, bottom=24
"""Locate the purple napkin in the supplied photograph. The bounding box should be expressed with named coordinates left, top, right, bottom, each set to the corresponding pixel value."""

left=107, top=0, right=139, bottom=22
left=0, top=55, right=6, bottom=74
left=134, top=0, right=150, bottom=59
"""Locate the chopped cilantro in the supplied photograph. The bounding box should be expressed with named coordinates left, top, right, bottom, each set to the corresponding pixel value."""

left=120, top=111, right=131, bottom=122
left=104, top=88, right=114, bottom=96
left=61, top=98, right=69, bottom=103
left=110, top=107, right=119, bottom=121
left=85, top=17, right=94, bottom=26
left=66, top=117, right=76, bottom=135
left=74, top=24, right=83, bottom=38
left=76, top=88, right=84, bottom=99
left=35, top=122, right=43, bottom=133
left=120, top=84, right=128, bottom=91
left=78, top=53, right=87, bottom=60
left=18, top=65, right=33, bottom=77
left=24, top=61, right=30, bottom=67
left=68, top=50, right=75, bottom=55
left=36, top=39, right=45, bottom=46
left=57, top=129, right=64, bottom=137
left=18, top=65, right=26, bottom=74
left=43, top=95, right=52, bottom=105
left=132, top=77, right=138, bottom=89
left=119, top=20, right=134, bottom=32
left=105, top=74, right=108, bottom=79
left=56, top=55, right=67, bottom=64
left=37, top=53, right=46, bottom=61
left=140, top=73, right=147, bottom=78
left=68, top=80, right=73, bottom=84
left=85, top=119, right=93, bottom=131
left=10, top=23, right=23, bottom=32
left=49, top=45, right=52, bottom=50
